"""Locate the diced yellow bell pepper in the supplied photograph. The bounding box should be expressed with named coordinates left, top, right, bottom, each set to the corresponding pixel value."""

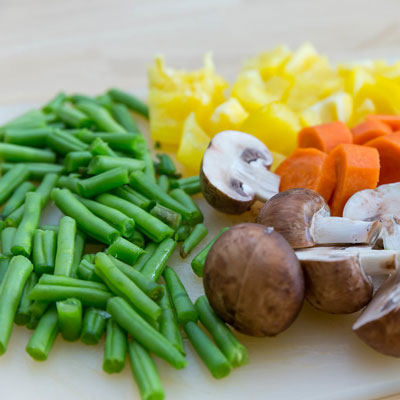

left=270, top=151, right=286, bottom=172
left=348, top=98, right=376, bottom=127
left=344, top=67, right=375, bottom=96
left=240, top=102, right=300, bottom=156
left=208, top=97, right=248, bottom=135
left=176, top=113, right=210, bottom=173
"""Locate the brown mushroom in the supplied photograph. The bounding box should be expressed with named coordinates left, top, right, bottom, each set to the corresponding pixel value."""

left=203, top=223, right=304, bottom=337
left=200, top=130, right=280, bottom=214
left=257, top=188, right=381, bottom=249
left=296, top=249, right=373, bottom=313
left=353, top=270, right=400, bottom=357
left=343, top=183, right=400, bottom=250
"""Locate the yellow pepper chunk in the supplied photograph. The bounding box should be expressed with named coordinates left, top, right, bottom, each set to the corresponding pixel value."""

left=177, top=113, right=210, bottom=173
left=270, top=151, right=286, bottom=172
left=207, top=97, right=248, bottom=136
left=240, top=102, right=300, bottom=156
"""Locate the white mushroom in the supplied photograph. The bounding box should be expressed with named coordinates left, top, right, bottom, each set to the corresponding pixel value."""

left=257, top=189, right=381, bottom=248
left=200, top=130, right=280, bottom=214
left=353, top=270, right=400, bottom=357
left=343, top=183, right=400, bottom=250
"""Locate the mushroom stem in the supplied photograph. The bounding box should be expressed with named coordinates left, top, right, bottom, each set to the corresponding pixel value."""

left=381, top=219, right=400, bottom=250
left=311, top=213, right=381, bottom=246
left=233, top=160, right=280, bottom=202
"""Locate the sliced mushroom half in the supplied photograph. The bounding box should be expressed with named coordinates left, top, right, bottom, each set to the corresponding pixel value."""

left=343, top=183, right=400, bottom=250
left=353, top=270, right=400, bottom=357
left=257, top=188, right=381, bottom=248
left=200, top=130, right=280, bottom=214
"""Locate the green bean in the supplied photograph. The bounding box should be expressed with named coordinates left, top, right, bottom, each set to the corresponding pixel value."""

left=191, top=227, right=229, bottom=277
left=76, top=130, right=140, bottom=152
left=157, top=175, right=170, bottom=193
left=195, top=295, right=248, bottom=367
left=108, top=88, right=149, bottom=118
left=1, top=227, right=16, bottom=257
left=128, top=341, right=165, bottom=400
left=174, top=224, right=191, bottom=242
left=57, top=174, right=80, bottom=193
left=184, top=321, right=232, bottom=379
left=169, top=188, right=203, bottom=224
left=141, top=239, right=177, bottom=281
left=110, top=103, right=139, bottom=133
left=69, top=94, right=99, bottom=105
left=0, top=257, right=10, bottom=285
left=103, top=319, right=128, bottom=373
left=130, top=229, right=145, bottom=248
left=108, top=255, right=164, bottom=301
left=112, top=186, right=153, bottom=210
left=0, top=164, right=30, bottom=205
left=37, top=273, right=109, bottom=291
left=14, top=271, right=37, bottom=326
left=71, top=231, right=86, bottom=278
left=1, top=181, right=35, bottom=218
left=28, top=284, right=111, bottom=308
left=80, top=307, right=109, bottom=345
left=88, top=155, right=145, bottom=175
left=132, top=136, right=156, bottom=183
left=38, top=224, right=58, bottom=232
left=96, top=93, right=113, bottom=108
left=105, top=237, right=144, bottom=265
left=155, top=154, right=180, bottom=178
left=54, top=216, right=76, bottom=277
left=53, top=103, right=91, bottom=128
left=33, top=229, right=57, bottom=275
left=159, top=285, right=185, bottom=355
left=77, top=167, right=129, bottom=198
left=132, top=242, right=158, bottom=271
left=26, top=305, right=59, bottom=361
left=180, top=223, right=208, bottom=258
left=65, top=151, right=92, bottom=172
left=177, top=176, right=200, bottom=186
left=0, top=163, right=64, bottom=180
left=89, top=137, right=117, bottom=157
left=43, top=92, right=67, bottom=113
left=0, top=143, right=55, bottom=163
left=130, top=171, right=192, bottom=220
left=29, top=300, right=50, bottom=320
left=0, top=255, right=33, bottom=354
left=47, top=129, right=88, bottom=154
left=56, top=298, right=82, bottom=341
left=75, top=195, right=135, bottom=238
left=107, top=297, right=186, bottom=369
left=163, top=266, right=198, bottom=324
left=11, top=192, right=41, bottom=257
left=150, top=204, right=182, bottom=230
left=4, top=127, right=53, bottom=147
left=48, top=122, right=66, bottom=129
left=76, top=259, right=102, bottom=282
left=0, top=110, right=46, bottom=134
left=180, top=181, right=201, bottom=195
left=76, top=101, right=127, bottom=133
left=51, top=188, right=120, bottom=244
left=0, top=221, right=4, bottom=234
left=95, top=253, right=160, bottom=321
left=96, top=194, right=173, bottom=242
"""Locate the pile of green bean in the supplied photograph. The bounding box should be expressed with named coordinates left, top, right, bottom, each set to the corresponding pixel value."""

left=0, top=89, right=248, bottom=400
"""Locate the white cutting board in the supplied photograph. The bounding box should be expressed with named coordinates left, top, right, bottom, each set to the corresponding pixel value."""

left=1, top=105, right=399, bottom=400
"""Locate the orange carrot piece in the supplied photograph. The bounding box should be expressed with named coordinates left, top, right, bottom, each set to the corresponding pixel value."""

left=373, top=114, right=400, bottom=130
left=365, top=132, right=400, bottom=185
left=276, top=148, right=336, bottom=201
left=298, top=121, right=353, bottom=153
left=328, top=144, right=380, bottom=216
left=351, top=115, right=392, bottom=145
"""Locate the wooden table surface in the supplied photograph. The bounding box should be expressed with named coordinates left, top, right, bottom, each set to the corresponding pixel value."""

left=1, top=1, right=400, bottom=399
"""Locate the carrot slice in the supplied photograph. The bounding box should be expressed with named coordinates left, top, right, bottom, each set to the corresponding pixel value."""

left=276, top=148, right=336, bottom=201
left=365, top=132, right=400, bottom=184
left=373, top=114, right=400, bottom=130
left=298, top=121, right=353, bottom=153
left=351, top=115, right=392, bottom=145
left=328, top=144, right=380, bottom=216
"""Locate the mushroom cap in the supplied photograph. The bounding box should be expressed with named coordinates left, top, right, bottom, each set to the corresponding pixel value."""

left=343, top=183, right=400, bottom=221
left=200, top=130, right=278, bottom=214
left=257, top=188, right=329, bottom=248
left=296, top=249, right=373, bottom=314
left=353, top=270, right=400, bottom=357
left=203, top=223, right=304, bottom=337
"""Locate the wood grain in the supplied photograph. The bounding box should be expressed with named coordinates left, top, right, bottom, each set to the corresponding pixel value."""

left=1, top=1, right=400, bottom=399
